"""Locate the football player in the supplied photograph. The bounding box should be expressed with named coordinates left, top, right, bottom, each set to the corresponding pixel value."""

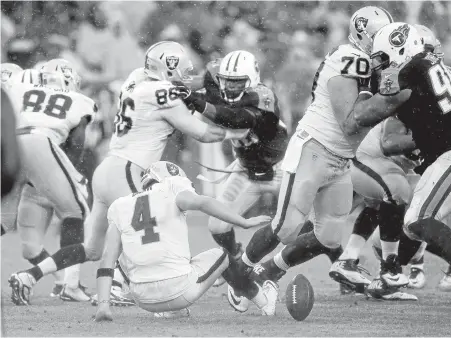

left=8, top=41, right=247, bottom=306
left=6, top=59, right=94, bottom=303
left=174, top=50, right=289, bottom=289
left=224, top=7, right=412, bottom=312
left=9, top=68, right=91, bottom=301
left=94, top=161, right=274, bottom=321
left=368, top=23, right=451, bottom=296
left=1, top=62, right=22, bottom=87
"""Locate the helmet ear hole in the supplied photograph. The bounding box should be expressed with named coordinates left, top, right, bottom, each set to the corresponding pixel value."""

left=399, top=48, right=405, bottom=56
left=357, top=33, right=362, bottom=41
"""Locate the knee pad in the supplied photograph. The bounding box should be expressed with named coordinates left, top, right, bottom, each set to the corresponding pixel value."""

left=21, top=242, right=45, bottom=261
left=60, top=217, right=84, bottom=248
left=83, top=244, right=102, bottom=261
left=313, top=217, right=344, bottom=249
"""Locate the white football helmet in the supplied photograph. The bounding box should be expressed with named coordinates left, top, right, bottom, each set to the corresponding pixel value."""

left=144, top=41, right=194, bottom=82
left=413, top=24, right=444, bottom=59
left=40, top=59, right=81, bottom=91
left=1, top=63, right=23, bottom=84
left=13, top=69, right=42, bottom=85
left=349, top=6, right=394, bottom=55
left=217, top=50, right=260, bottom=103
left=371, top=23, right=424, bottom=71
left=141, top=161, right=187, bottom=189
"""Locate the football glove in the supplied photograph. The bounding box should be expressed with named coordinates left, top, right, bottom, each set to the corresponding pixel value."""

left=171, top=81, right=192, bottom=100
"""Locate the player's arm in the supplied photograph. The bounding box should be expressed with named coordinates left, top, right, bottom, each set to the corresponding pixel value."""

left=380, top=117, right=417, bottom=156
left=1, top=88, right=21, bottom=197
left=175, top=190, right=271, bottom=229
left=161, top=104, right=243, bottom=143
left=95, top=219, right=122, bottom=322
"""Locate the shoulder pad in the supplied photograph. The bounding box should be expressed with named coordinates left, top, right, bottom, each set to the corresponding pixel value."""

left=325, top=44, right=371, bottom=79
left=243, top=84, right=276, bottom=113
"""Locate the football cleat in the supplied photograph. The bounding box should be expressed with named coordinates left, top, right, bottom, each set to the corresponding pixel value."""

left=380, top=254, right=409, bottom=287
left=329, top=259, right=371, bottom=293
left=9, top=272, right=35, bottom=306
left=438, top=265, right=451, bottom=292
left=50, top=283, right=64, bottom=297
left=60, top=285, right=91, bottom=302
left=261, top=280, right=278, bottom=316
left=407, top=267, right=426, bottom=289
left=366, top=278, right=417, bottom=301
left=91, top=286, right=135, bottom=307
left=227, top=284, right=250, bottom=313
left=153, top=309, right=190, bottom=318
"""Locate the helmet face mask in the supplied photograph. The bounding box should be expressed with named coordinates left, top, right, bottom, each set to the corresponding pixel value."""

left=40, top=59, right=81, bottom=91
left=217, top=50, right=260, bottom=103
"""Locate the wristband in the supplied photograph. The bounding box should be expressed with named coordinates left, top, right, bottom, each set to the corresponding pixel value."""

left=358, top=91, right=373, bottom=97
left=97, top=268, right=114, bottom=278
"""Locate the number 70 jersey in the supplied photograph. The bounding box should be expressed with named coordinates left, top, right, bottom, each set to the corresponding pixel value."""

left=299, top=44, right=371, bottom=158
left=11, top=83, right=97, bottom=145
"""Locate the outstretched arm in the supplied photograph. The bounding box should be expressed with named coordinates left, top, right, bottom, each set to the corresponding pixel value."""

left=175, top=190, right=271, bottom=229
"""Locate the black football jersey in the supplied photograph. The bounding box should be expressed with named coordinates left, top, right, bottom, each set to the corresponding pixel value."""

left=396, top=52, right=451, bottom=165
left=203, top=62, right=288, bottom=173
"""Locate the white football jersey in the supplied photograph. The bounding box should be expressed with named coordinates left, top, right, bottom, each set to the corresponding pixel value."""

left=108, top=176, right=195, bottom=283
left=108, top=79, right=186, bottom=169
left=358, top=121, right=421, bottom=171
left=11, top=83, right=96, bottom=145
left=299, top=44, right=371, bottom=158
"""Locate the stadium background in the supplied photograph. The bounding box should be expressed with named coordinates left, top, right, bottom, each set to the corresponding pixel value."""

left=2, top=1, right=451, bottom=198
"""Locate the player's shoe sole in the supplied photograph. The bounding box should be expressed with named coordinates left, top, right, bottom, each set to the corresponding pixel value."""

left=407, top=268, right=426, bottom=289
left=366, top=278, right=417, bottom=301
left=91, top=292, right=135, bottom=307
left=9, top=274, right=31, bottom=306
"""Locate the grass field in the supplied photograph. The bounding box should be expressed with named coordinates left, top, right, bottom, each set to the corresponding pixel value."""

left=1, top=211, right=450, bottom=337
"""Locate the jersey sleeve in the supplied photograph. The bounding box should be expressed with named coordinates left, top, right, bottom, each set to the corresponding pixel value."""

left=66, top=93, right=97, bottom=125
left=133, top=81, right=184, bottom=110
left=168, top=176, right=196, bottom=198
left=325, top=45, right=371, bottom=79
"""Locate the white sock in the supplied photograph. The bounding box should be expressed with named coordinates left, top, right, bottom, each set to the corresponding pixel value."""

left=273, top=252, right=290, bottom=271
left=339, top=234, right=366, bottom=260
left=37, top=258, right=57, bottom=277
left=241, top=252, right=256, bottom=268
left=52, top=269, right=65, bottom=285
left=113, top=267, right=125, bottom=289
left=250, top=283, right=267, bottom=309
left=381, top=240, right=399, bottom=260
left=64, top=264, right=80, bottom=289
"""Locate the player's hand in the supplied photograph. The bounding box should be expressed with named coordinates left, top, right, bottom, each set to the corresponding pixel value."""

left=94, top=306, right=113, bottom=322
left=172, top=81, right=192, bottom=100
left=243, top=215, right=272, bottom=229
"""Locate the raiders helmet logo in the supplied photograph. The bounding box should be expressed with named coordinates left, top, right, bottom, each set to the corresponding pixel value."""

left=389, top=24, right=410, bottom=47
left=383, top=78, right=393, bottom=93
left=355, top=17, right=368, bottom=33
left=166, top=162, right=179, bottom=176
left=166, top=56, right=180, bottom=70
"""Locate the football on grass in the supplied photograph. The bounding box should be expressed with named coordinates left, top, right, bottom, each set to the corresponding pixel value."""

left=285, top=274, right=314, bottom=321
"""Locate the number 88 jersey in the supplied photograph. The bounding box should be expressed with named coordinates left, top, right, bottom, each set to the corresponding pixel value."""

left=299, top=44, right=371, bottom=158
left=12, top=83, right=97, bottom=145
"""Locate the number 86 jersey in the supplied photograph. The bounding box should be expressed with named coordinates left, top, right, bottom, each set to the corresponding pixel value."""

left=299, top=44, right=371, bottom=158
left=109, top=79, right=184, bottom=169
left=12, top=83, right=97, bottom=145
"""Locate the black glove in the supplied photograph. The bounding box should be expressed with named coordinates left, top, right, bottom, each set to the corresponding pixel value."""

left=171, top=81, right=192, bottom=100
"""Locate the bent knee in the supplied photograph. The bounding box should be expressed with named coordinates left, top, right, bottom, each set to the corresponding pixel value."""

left=208, top=217, right=233, bottom=235
left=84, top=245, right=102, bottom=261
left=21, top=242, right=43, bottom=260
left=314, top=218, right=346, bottom=249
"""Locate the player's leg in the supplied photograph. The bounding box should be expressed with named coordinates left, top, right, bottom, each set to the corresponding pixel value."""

left=403, top=153, right=451, bottom=277
left=251, top=146, right=353, bottom=287
left=16, top=184, right=66, bottom=297
left=209, top=163, right=260, bottom=258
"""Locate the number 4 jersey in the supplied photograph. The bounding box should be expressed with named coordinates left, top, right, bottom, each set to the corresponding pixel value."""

left=107, top=176, right=194, bottom=283
left=12, top=83, right=97, bottom=145
left=300, top=44, right=371, bottom=158
left=109, top=78, right=185, bottom=169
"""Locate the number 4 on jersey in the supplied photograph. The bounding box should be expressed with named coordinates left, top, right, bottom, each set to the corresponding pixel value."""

left=131, top=195, right=160, bottom=244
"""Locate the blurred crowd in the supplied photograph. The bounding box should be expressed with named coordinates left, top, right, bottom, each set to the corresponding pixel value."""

left=2, top=1, right=451, bottom=182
